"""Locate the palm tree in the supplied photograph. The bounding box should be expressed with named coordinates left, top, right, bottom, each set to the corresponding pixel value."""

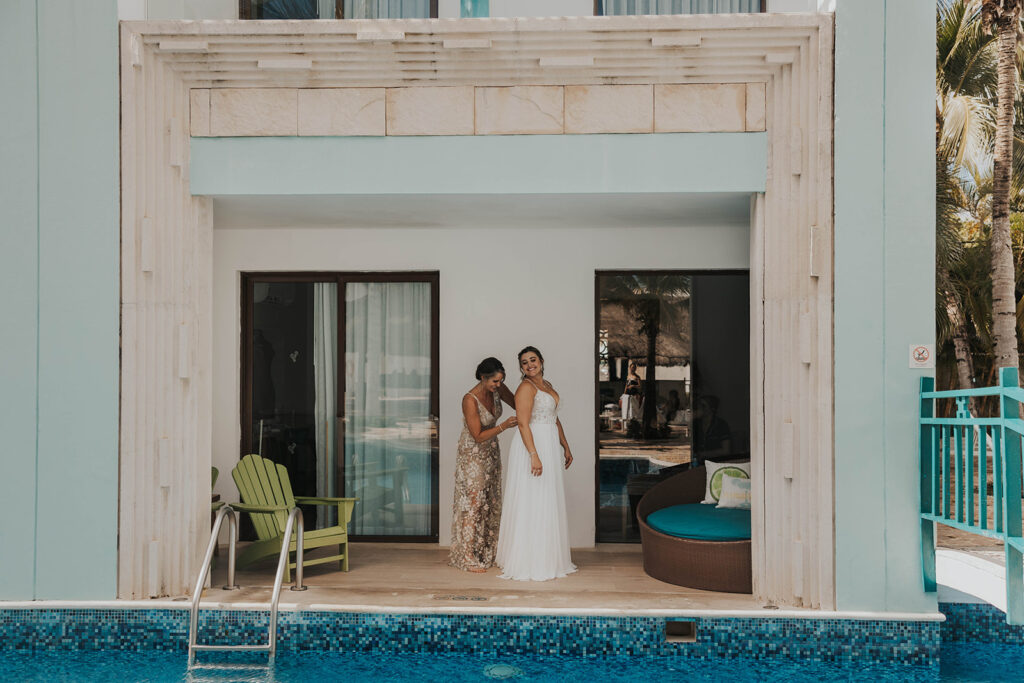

left=937, top=154, right=976, bottom=405
left=938, top=1, right=997, bottom=176
left=981, top=0, right=1023, bottom=371
left=937, top=1, right=996, bottom=400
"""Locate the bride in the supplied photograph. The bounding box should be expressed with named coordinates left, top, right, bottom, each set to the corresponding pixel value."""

left=496, top=346, right=577, bottom=581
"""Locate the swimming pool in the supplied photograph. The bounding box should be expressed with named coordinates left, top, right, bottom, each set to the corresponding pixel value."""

left=0, top=602, right=1017, bottom=681
left=0, top=644, right=1019, bottom=682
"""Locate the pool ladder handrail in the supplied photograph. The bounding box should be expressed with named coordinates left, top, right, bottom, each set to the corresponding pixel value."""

left=187, top=505, right=307, bottom=670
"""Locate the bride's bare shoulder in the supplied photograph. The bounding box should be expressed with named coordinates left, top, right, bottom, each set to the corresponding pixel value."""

left=514, top=380, right=536, bottom=397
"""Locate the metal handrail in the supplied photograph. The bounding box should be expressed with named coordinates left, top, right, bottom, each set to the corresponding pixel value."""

left=188, top=505, right=239, bottom=668
left=268, top=506, right=306, bottom=666
left=187, top=505, right=306, bottom=670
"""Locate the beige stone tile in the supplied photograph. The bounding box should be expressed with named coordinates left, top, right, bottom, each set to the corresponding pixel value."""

left=206, top=542, right=765, bottom=613
left=565, top=85, right=653, bottom=134
left=189, top=89, right=210, bottom=137
left=475, top=86, right=564, bottom=135
left=386, top=87, right=474, bottom=136
left=654, top=83, right=746, bottom=133
left=297, top=88, right=386, bottom=136
left=746, top=82, right=767, bottom=132
left=209, top=88, right=298, bottom=136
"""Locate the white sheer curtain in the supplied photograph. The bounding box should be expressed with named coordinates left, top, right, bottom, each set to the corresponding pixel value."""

left=344, top=282, right=432, bottom=536
left=601, top=0, right=761, bottom=14
left=343, top=0, right=431, bottom=18
left=313, top=283, right=338, bottom=528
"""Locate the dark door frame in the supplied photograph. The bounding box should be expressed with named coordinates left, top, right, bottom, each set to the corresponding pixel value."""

left=239, top=1, right=439, bottom=19
left=241, top=270, right=441, bottom=542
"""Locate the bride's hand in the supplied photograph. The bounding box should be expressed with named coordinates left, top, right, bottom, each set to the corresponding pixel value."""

left=564, top=450, right=573, bottom=469
left=530, top=454, right=543, bottom=477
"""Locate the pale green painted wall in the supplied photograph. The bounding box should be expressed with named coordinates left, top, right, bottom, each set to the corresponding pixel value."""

left=189, top=133, right=768, bottom=196
left=0, top=0, right=41, bottom=601
left=833, top=0, right=935, bottom=612
left=0, top=0, right=120, bottom=600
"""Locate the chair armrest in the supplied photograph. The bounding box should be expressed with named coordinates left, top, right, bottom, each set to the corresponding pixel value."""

left=294, top=497, right=358, bottom=526
left=230, top=502, right=291, bottom=513
left=294, top=496, right=360, bottom=505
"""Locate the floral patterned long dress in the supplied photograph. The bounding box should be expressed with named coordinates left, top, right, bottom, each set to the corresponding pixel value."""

left=449, top=391, right=503, bottom=571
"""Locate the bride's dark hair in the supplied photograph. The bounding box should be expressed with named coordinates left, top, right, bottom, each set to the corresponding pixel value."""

left=517, top=346, right=544, bottom=378
left=518, top=346, right=544, bottom=363
left=475, top=357, right=505, bottom=381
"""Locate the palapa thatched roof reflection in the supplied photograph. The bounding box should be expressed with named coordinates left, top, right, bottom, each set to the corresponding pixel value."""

left=600, top=298, right=690, bottom=365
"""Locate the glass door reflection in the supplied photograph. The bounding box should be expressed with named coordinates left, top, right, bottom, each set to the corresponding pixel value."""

left=595, top=271, right=749, bottom=543
left=243, top=273, right=438, bottom=542
left=343, top=281, right=435, bottom=538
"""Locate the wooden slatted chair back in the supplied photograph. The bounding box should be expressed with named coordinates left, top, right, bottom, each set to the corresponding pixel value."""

left=232, top=454, right=297, bottom=541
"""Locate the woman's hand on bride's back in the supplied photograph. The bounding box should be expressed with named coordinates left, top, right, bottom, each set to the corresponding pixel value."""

left=502, top=416, right=518, bottom=430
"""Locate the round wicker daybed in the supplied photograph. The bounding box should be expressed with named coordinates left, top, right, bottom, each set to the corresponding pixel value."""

left=636, top=464, right=752, bottom=594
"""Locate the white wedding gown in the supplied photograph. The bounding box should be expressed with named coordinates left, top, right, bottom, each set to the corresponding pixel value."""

left=496, top=384, right=577, bottom=581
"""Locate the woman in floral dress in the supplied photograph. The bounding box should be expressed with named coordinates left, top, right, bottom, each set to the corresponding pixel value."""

left=449, top=357, right=518, bottom=572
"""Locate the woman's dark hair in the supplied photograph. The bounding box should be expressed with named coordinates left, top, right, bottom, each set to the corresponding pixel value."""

left=517, top=346, right=545, bottom=366
left=475, top=357, right=505, bottom=381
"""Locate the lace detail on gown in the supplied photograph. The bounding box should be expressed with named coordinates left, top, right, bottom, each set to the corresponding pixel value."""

left=448, top=391, right=503, bottom=571
left=496, top=381, right=576, bottom=581
left=527, top=389, right=558, bottom=424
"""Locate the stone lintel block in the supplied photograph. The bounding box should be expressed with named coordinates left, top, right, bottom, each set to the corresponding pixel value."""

left=564, top=85, right=653, bottom=134
left=654, top=83, right=746, bottom=133
left=298, top=88, right=386, bottom=136
left=189, top=89, right=210, bottom=137
left=746, top=82, right=767, bottom=132
left=209, top=88, right=298, bottom=137
left=475, top=86, right=564, bottom=135
left=386, top=87, right=474, bottom=136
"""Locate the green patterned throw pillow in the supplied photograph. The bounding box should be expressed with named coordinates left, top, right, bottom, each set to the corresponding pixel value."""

left=702, top=460, right=751, bottom=504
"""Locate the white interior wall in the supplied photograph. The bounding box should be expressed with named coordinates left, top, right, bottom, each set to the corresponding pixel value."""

left=212, top=216, right=750, bottom=548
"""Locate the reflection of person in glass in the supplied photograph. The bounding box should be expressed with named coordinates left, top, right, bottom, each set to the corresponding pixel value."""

left=693, top=395, right=731, bottom=461
left=665, top=389, right=681, bottom=423
left=620, top=362, right=642, bottom=425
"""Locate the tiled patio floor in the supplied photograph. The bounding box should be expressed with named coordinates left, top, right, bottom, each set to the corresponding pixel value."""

left=204, top=542, right=767, bottom=614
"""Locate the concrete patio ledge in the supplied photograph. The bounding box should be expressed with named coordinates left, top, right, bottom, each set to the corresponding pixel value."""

left=0, top=600, right=945, bottom=621
left=936, top=548, right=1007, bottom=613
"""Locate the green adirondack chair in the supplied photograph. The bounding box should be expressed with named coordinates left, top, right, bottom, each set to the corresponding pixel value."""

left=232, top=454, right=358, bottom=581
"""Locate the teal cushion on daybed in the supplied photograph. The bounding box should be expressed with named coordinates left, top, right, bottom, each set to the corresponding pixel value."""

left=646, top=504, right=751, bottom=541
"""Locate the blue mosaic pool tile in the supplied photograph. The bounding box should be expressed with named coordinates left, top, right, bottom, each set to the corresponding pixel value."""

left=0, top=609, right=939, bottom=666
left=940, top=602, right=1024, bottom=644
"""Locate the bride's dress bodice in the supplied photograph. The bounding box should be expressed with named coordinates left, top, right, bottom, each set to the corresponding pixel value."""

left=529, top=389, right=558, bottom=425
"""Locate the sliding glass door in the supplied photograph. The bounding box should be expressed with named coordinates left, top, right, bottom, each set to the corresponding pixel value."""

left=595, top=270, right=749, bottom=542
left=242, top=273, right=439, bottom=541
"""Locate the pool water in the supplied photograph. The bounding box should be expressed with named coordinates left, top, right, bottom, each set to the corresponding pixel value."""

left=2, top=644, right=1020, bottom=682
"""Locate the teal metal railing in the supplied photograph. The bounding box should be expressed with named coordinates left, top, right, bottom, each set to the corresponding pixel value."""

left=920, top=367, right=1024, bottom=624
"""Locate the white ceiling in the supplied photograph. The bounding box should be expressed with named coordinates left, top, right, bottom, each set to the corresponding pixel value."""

left=212, top=193, right=753, bottom=230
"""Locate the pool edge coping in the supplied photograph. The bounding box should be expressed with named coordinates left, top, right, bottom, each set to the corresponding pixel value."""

left=0, top=600, right=946, bottom=622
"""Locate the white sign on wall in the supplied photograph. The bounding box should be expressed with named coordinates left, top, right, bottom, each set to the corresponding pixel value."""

left=909, top=344, right=935, bottom=369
